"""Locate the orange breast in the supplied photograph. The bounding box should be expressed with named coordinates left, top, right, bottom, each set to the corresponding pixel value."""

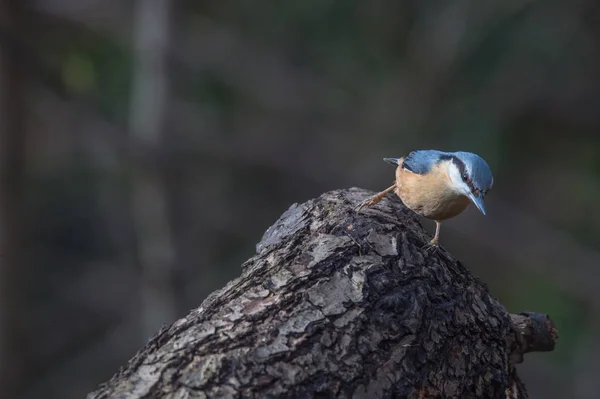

left=394, top=160, right=471, bottom=221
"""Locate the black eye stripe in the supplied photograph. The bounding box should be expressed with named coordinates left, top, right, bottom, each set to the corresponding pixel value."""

left=439, top=154, right=468, bottom=179
left=439, top=154, right=483, bottom=193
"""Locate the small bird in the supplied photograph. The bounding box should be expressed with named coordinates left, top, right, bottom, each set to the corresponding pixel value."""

left=356, top=150, right=493, bottom=247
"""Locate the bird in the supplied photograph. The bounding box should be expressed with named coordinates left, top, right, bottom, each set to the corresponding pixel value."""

left=356, top=149, right=493, bottom=248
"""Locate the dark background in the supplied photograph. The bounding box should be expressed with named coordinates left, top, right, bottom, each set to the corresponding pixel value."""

left=0, top=1, right=598, bottom=398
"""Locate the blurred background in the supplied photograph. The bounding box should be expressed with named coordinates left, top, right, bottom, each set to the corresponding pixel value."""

left=0, top=0, right=598, bottom=398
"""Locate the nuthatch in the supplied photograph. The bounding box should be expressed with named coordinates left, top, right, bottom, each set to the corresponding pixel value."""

left=357, top=150, right=493, bottom=247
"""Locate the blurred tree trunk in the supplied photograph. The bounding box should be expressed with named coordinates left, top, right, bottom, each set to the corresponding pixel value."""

left=129, top=0, right=177, bottom=339
left=88, top=189, right=557, bottom=399
left=0, top=1, right=27, bottom=397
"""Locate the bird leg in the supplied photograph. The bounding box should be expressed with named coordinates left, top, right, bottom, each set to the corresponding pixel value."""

left=423, top=221, right=441, bottom=251
left=355, top=183, right=396, bottom=211
left=431, top=221, right=441, bottom=245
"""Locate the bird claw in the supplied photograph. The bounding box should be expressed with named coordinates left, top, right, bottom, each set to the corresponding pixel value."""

left=422, top=241, right=440, bottom=253
left=354, top=196, right=382, bottom=212
left=355, top=184, right=396, bottom=213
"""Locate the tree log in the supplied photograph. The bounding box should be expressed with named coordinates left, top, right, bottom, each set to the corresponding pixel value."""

left=88, top=188, right=557, bottom=399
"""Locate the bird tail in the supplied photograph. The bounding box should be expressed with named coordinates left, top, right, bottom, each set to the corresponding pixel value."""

left=383, top=157, right=403, bottom=167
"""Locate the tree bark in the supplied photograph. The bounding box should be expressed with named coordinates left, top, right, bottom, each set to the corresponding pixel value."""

left=88, top=188, right=557, bottom=399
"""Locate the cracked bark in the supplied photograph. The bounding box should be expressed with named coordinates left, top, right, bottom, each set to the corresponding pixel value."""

left=88, top=188, right=557, bottom=399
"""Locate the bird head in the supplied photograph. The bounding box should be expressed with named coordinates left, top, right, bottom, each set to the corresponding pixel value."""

left=444, top=151, right=493, bottom=215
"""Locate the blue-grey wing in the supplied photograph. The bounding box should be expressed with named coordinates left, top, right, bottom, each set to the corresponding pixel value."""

left=401, top=150, right=447, bottom=174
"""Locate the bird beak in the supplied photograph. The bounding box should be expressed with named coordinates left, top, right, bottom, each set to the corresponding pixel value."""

left=383, top=158, right=400, bottom=166
left=468, top=192, right=486, bottom=215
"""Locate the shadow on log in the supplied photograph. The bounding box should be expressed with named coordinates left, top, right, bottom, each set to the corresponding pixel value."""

left=88, top=188, right=557, bottom=399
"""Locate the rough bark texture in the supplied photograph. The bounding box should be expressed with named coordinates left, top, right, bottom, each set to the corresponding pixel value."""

left=88, top=188, right=557, bottom=399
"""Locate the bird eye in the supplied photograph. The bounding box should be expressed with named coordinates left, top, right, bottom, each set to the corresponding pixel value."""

left=461, top=173, right=468, bottom=180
